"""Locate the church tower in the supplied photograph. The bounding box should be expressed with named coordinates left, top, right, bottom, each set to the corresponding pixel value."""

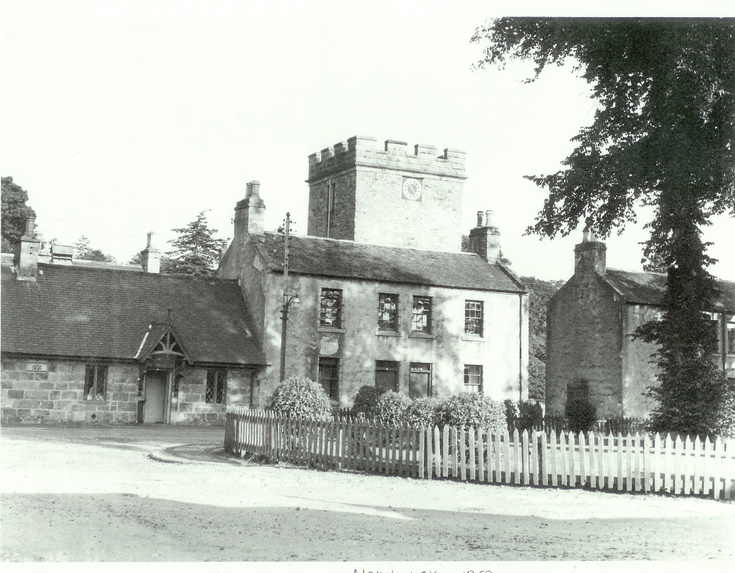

left=306, top=136, right=467, bottom=252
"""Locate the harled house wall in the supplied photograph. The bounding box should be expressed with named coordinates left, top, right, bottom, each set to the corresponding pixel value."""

left=255, top=272, right=528, bottom=407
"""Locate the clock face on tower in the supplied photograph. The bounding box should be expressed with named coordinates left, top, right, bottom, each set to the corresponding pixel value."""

left=402, top=178, right=422, bottom=201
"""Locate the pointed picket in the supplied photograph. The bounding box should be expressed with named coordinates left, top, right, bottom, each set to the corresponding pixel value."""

left=578, top=431, right=586, bottom=488
left=432, top=425, right=439, bottom=479
left=520, top=429, right=530, bottom=485
left=713, top=436, right=723, bottom=500
left=625, top=432, right=633, bottom=492
left=513, top=428, right=521, bottom=485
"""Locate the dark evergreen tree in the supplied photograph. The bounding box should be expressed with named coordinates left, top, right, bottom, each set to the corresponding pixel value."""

left=167, top=211, right=227, bottom=276
left=473, top=18, right=735, bottom=435
left=1, top=176, right=36, bottom=253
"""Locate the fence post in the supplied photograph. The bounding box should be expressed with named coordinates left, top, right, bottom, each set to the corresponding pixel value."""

left=433, top=425, right=440, bottom=479
left=478, top=428, right=486, bottom=483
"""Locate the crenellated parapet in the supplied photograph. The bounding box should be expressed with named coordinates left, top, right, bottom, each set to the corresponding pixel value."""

left=308, top=135, right=466, bottom=182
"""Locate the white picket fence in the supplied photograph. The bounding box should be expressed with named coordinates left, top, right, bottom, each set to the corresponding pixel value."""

left=225, top=407, right=735, bottom=500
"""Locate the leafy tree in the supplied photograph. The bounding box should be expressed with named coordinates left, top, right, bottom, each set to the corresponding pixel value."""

left=1, top=176, right=36, bottom=253
left=73, top=235, right=116, bottom=263
left=167, top=211, right=227, bottom=276
left=522, top=276, right=564, bottom=401
left=473, top=18, right=735, bottom=436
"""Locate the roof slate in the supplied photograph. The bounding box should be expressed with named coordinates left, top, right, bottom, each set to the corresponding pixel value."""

left=257, top=232, right=526, bottom=293
left=605, top=269, right=735, bottom=311
left=1, top=263, right=266, bottom=366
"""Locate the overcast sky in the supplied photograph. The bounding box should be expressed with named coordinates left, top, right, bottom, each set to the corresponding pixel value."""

left=2, top=1, right=733, bottom=281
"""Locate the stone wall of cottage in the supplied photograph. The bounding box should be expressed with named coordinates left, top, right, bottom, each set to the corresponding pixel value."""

left=169, top=367, right=252, bottom=424
left=545, top=274, right=624, bottom=419
left=1, top=358, right=138, bottom=423
left=1, top=357, right=255, bottom=425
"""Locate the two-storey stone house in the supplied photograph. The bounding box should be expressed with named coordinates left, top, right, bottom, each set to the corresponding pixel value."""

left=546, top=231, right=735, bottom=418
left=218, top=136, right=529, bottom=406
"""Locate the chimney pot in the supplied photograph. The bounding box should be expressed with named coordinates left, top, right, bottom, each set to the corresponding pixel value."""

left=476, top=211, right=484, bottom=227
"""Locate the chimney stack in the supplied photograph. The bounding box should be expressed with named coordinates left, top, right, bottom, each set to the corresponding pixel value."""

left=468, top=209, right=501, bottom=263
left=141, top=232, right=161, bottom=273
left=574, top=228, right=606, bottom=276
left=234, top=180, right=266, bottom=242
left=15, top=216, right=40, bottom=279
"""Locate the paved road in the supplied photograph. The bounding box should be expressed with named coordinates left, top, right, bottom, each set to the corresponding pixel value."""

left=1, top=424, right=734, bottom=565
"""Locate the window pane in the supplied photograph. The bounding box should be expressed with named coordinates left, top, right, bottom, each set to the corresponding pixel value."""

left=464, top=300, right=483, bottom=336
left=216, top=371, right=227, bottom=404
left=409, top=363, right=431, bottom=398
left=728, top=328, right=735, bottom=354
left=412, top=296, right=432, bottom=333
left=96, top=366, right=107, bottom=399
left=318, top=357, right=339, bottom=400
left=463, top=364, right=482, bottom=393
left=84, top=366, right=95, bottom=399
left=378, top=293, right=399, bottom=330
left=375, top=361, right=398, bottom=391
left=320, top=289, right=342, bottom=327
left=206, top=371, right=215, bottom=403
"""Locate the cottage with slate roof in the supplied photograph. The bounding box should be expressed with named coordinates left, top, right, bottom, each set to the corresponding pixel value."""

left=218, top=136, right=529, bottom=407
left=546, top=231, right=735, bottom=419
left=1, top=222, right=266, bottom=424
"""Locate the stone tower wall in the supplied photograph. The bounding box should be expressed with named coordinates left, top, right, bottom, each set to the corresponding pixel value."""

left=307, top=136, right=467, bottom=251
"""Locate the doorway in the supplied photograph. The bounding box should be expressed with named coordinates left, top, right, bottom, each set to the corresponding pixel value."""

left=144, top=370, right=168, bottom=423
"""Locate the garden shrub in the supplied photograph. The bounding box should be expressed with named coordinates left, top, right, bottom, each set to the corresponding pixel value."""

left=435, top=393, right=506, bottom=433
left=565, top=399, right=597, bottom=433
left=265, top=376, right=332, bottom=420
left=402, top=397, right=441, bottom=428
left=373, top=391, right=412, bottom=426
left=351, top=385, right=388, bottom=418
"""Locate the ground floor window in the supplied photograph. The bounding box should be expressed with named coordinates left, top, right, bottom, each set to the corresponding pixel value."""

left=375, top=360, right=399, bottom=392
left=318, top=357, right=339, bottom=400
left=409, top=362, right=432, bottom=398
left=206, top=370, right=227, bottom=404
left=84, top=365, right=108, bottom=400
left=463, top=364, right=483, bottom=393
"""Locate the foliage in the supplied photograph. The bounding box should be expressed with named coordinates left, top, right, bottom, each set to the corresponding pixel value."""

left=435, top=393, right=506, bottom=432
left=403, top=397, right=441, bottom=428
left=714, top=382, right=735, bottom=438
left=167, top=211, right=227, bottom=276
left=565, top=398, right=597, bottom=433
left=351, top=385, right=388, bottom=418
left=73, top=235, right=115, bottom=263
left=1, top=176, right=36, bottom=253
left=522, top=276, right=564, bottom=401
left=473, top=18, right=735, bottom=435
left=372, top=391, right=412, bottom=427
left=504, top=399, right=544, bottom=432
left=265, top=376, right=332, bottom=419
